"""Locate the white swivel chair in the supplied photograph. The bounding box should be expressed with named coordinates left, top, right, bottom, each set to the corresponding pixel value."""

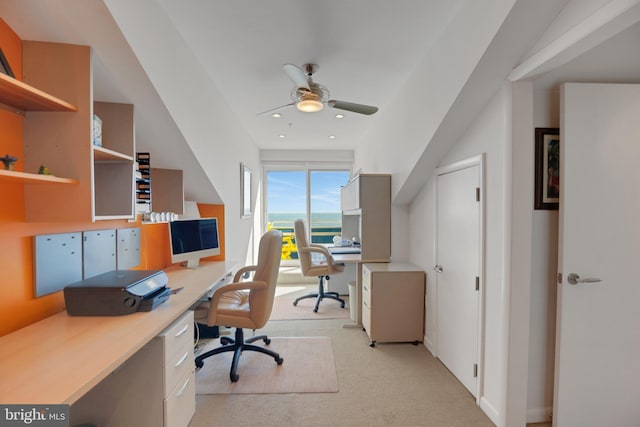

left=293, top=219, right=346, bottom=313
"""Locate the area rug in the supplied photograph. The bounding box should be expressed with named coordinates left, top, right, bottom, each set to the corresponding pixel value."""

left=270, top=285, right=351, bottom=320
left=195, top=336, right=339, bottom=394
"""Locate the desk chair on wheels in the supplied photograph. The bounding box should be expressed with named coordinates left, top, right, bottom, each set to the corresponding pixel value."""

left=293, top=219, right=346, bottom=313
left=194, top=230, right=283, bottom=382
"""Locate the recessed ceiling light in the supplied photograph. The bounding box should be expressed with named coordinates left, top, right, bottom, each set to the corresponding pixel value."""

left=335, top=114, right=344, bottom=119
left=329, top=135, right=336, bottom=139
left=272, top=113, right=281, bottom=118
left=279, top=134, right=286, bottom=138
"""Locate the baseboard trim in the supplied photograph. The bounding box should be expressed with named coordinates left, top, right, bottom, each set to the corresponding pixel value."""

left=423, top=336, right=435, bottom=355
left=527, top=406, right=552, bottom=423
left=480, top=396, right=500, bottom=425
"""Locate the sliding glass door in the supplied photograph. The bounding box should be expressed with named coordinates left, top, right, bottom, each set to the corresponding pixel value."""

left=265, top=167, right=349, bottom=260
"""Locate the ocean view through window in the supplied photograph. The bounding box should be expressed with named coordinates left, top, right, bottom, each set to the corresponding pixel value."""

left=266, top=169, right=350, bottom=259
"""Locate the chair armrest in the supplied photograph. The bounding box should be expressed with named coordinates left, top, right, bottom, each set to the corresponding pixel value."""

left=233, top=265, right=258, bottom=282
left=298, top=244, right=343, bottom=273
left=206, top=280, right=267, bottom=324
left=300, top=244, right=332, bottom=259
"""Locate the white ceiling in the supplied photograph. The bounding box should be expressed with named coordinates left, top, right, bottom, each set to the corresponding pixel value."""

left=154, top=0, right=464, bottom=150
left=2, top=0, right=640, bottom=202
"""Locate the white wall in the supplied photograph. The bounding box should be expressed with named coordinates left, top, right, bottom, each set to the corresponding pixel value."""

left=408, top=86, right=509, bottom=424
left=105, top=0, right=261, bottom=263
left=353, top=0, right=518, bottom=200
left=525, top=81, right=561, bottom=423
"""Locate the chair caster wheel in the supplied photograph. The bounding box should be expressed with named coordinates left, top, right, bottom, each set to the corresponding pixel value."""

left=195, top=359, right=204, bottom=368
left=369, top=341, right=376, bottom=348
left=340, top=303, right=345, bottom=308
left=313, top=308, right=318, bottom=313
left=264, top=338, right=271, bottom=345
left=293, top=301, right=298, bottom=306
left=230, top=373, right=239, bottom=382
left=276, top=356, right=284, bottom=365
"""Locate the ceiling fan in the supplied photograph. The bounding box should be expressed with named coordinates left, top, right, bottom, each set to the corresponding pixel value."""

left=258, top=63, right=378, bottom=116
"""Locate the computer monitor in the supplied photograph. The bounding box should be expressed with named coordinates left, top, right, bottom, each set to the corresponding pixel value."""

left=168, top=217, right=220, bottom=268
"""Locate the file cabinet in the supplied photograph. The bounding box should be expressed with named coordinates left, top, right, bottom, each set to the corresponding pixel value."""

left=362, top=263, right=425, bottom=347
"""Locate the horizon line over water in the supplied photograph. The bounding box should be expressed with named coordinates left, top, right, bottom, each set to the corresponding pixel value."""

left=268, top=212, right=341, bottom=226
left=268, top=213, right=342, bottom=244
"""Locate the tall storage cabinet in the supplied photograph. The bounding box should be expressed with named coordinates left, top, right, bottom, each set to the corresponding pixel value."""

left=340, top=174, right=391, bottom=260
left=361, top=263, right=425, bottom=347
left=20, top=41, right=135, bottom=221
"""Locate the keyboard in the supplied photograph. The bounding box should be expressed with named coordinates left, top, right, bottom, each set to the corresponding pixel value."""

left=328, top=246, right=361, bottom=254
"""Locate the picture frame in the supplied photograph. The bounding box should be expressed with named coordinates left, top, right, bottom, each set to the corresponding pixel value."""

left=534, top=127, right=560, bottom=210
left=240, top=163, right=252, bottom=218
left=0, top=48, right=15, bottom=78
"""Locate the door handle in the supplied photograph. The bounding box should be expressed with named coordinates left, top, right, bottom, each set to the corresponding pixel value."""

left=433, top=265, right=443, bottom=273
left=567, top=273, right=602, bottom=285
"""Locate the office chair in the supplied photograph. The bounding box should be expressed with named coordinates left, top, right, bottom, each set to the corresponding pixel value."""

left=194, top=230, right=283, bottom=382
left=293, top=219, right=346, bottom=312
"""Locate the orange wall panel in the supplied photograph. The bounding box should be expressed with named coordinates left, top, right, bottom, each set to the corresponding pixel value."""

left=197, top=203, right=225, bottom=262
left=0, top=20, right=226, bottom=336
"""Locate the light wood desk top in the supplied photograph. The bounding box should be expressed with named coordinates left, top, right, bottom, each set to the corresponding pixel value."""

left=0, top=260, right=237, bottom=405
left=331, top=253, right=389, bottom=264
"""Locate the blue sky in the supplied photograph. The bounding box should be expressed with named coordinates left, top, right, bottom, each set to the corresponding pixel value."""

left=267, top=170, right=350, bottom=213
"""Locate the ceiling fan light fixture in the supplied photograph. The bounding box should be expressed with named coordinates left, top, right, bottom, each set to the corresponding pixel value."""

left=296, top=98, right=323, bottom=113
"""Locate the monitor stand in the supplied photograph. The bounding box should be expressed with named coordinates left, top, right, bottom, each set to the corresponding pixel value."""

left=185, top=258, right=201, bottom=269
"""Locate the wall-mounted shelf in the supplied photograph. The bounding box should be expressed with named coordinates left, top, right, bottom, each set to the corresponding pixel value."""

left=0, top=72, right=77, bottom=113
left=94, top=146, right=134, bottom=162
left=0, top=169, right=78, bottom=184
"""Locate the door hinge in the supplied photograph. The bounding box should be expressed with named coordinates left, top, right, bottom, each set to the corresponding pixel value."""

left=475, top=276, right=480, bottom=291
left=557, top=273, right=562, bottom=284
left=473, top=363, right=478, bottom=378
left=476, top=187, right=480, bottom=202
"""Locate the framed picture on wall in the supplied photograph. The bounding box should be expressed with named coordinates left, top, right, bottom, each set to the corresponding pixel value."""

left=534, top=127, right=560, bottom=210
left=241, top=163, right=252, bottom=218
left=0, top=48, right=15, bottom=78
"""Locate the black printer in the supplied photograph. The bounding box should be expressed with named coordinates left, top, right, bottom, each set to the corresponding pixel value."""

left=64, top=270, right=172, bottom=316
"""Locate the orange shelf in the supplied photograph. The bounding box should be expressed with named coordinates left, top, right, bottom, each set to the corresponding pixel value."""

left=0, top=72, right=78, bottom=112
left=0, top=169, right=78, bottom=184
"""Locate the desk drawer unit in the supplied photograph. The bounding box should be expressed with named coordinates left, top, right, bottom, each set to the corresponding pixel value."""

left=157, top=310, right=195, bottom=427
left=361, top=273, right=372, bottom=333
left=165, top=370, right=196, bottom=427
left=362, top=263, right=425, bottom=347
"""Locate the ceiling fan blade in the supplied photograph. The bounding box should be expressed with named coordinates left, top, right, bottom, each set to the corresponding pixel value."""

left=328, top=100, right=378, bottom=115
left=256, top=102, right=295, bottom=116
left=282, top=63, right=310, bottom=90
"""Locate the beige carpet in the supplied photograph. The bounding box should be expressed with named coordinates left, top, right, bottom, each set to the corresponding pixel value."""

left=270, top=285, right=351, bottom=320
left=195, top=336, right=339, bottom=394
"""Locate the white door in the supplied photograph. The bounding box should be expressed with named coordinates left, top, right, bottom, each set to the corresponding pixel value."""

left=435, top=158, right=482, bottom=396
left=554, top=83, right=640, bottom=426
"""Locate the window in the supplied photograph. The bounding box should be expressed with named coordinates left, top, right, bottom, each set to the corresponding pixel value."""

left=265, top=168, right=350, bottom=260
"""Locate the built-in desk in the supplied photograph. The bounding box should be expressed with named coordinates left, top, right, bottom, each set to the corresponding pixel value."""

left=0, top=260, right=237, bottom=425
left=331, top=253, right=389, bottom=328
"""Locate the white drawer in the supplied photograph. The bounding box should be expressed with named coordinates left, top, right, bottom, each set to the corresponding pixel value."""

left=164, top=345, right=193, bottom=396
left=164, top=370, right=196, bottom=427
left=361, top=300, right=371, bottom=332
left=363, top=265, right=371, bottom=283
left=159, top=311, right=194, bottom=362
left=361, top=279, right=371, bottom=308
